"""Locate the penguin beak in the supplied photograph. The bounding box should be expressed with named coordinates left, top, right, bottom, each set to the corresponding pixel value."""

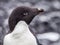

left=31, top=8, right=44, bottom=16
left=37, top=8, right=44, bottom=13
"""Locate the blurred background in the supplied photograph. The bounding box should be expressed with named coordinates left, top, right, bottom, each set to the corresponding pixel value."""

left=0, top=0, right=60, bottom=45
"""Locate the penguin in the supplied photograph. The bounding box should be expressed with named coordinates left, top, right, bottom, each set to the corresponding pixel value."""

left=3, top=6, right=44, bottom=45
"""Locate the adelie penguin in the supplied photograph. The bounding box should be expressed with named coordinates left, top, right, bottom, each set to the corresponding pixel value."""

left=3, top=6, right=44, bottom=45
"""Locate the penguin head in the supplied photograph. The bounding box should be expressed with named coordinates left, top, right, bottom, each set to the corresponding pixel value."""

left=9, top=6, right=44, bottom=32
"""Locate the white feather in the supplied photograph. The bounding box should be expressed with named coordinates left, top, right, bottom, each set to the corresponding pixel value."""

left=3, top=21, right=37, bottom=45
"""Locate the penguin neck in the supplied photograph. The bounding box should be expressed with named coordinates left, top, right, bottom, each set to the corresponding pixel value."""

left=9, top=14, right=35, bottom=32
left=22, top=14, right=35, bottom=24
left=11, top=21, right=30, bottom=39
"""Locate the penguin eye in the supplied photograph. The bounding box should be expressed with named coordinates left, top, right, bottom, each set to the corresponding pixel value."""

left=23, top=12, right=29, bottom=16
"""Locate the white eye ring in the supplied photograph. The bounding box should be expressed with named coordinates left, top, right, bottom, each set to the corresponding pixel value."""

left=23, top=13, right=28, bottom=15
